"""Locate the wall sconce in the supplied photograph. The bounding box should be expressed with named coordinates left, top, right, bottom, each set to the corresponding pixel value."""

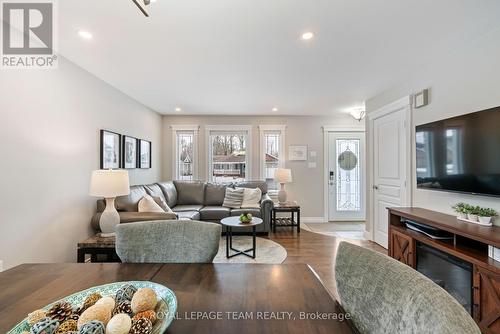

left=349, top=108, right=366, bottom=122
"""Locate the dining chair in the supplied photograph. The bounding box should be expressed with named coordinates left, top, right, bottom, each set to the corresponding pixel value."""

left=115, top=220, right=221, bottom=263
left=335, top=241, right=480, bottom=334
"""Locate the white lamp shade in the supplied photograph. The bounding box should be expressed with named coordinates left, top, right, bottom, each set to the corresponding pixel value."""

left=89, top=170, right=130, bottom=198
left=275, top=168, right=292, bottom=183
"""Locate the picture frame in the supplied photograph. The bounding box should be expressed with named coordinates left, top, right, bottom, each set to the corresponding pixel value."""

left=122, top=135, right=138, bottom=169
left=100, top=130, right=121, bottom=169
left=139, top=139, right=152, bottom=169
left=289, top=145, right=308, bottom=161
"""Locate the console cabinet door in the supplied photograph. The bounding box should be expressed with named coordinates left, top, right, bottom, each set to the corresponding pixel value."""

left=473, top=265, right=500, bottom=333
left=389, top=229, right=415, bottom=268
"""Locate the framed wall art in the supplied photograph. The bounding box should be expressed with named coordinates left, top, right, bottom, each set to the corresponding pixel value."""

left=139, top=139, right=152, bottom=169
left=100, top=130, right=121, bottom=169
left=289, top=145, right=308, bottom=161
left=122, top=135, right=138, bottom=169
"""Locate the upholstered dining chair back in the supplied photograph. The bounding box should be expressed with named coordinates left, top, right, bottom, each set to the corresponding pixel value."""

left=335, top=241, right=480, bottom=334
left=116, top=220, right=221, bottom=263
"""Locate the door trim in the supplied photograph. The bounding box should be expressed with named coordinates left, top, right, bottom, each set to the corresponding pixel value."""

left=322, top=126, right=365, bottom=222
left=366, top=96, right=412, bottom=244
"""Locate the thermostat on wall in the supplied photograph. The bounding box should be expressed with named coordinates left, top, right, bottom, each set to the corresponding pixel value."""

left=414, top=89, right=429, bottom=108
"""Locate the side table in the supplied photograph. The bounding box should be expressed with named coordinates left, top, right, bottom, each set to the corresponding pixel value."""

left=272, top=201, right=301, bottom=233
left=77, top=234, right=120, bottom=263
left=220, top=216, right=263, bottom=259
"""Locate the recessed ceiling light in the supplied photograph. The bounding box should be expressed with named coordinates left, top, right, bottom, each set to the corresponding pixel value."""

left=272, top=107, right=279, bottom=112
left=78, top=30, right=93, bottom=40
left=175, top=107, right=182, bottom=112
left=301, top=32, right=314, bottom=40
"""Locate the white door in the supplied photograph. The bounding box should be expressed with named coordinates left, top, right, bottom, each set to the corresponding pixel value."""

left=372, top=105, right=409, bottom=248
left=328, top=132, right=365, bottom=221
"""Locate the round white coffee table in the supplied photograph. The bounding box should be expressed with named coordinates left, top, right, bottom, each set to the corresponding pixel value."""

left=220, top=216, right=263, bottom=259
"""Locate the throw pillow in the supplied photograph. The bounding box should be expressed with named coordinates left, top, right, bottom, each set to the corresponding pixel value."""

left=238, top=187, right=262, bottom=208
left=222, top=188, right=245, bottom=209
left=153, top=196, right=173, bottom=213
left=138, top=194, right=165, bottom=213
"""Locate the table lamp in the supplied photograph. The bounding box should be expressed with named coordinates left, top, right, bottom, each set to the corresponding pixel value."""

left=89, top=169, right=130, bottom=237
left=275, top=168, right=292, bottom=204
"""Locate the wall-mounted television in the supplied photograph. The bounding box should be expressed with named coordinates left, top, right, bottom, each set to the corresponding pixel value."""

left=416, top=106, right=500, bottom=197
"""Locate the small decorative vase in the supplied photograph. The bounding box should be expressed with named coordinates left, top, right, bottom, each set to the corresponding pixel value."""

left=478, top=216, right=492, bottom=225
left=467, top=213, right=479, bottom=222
left=457, top=212, right=467, bottom=220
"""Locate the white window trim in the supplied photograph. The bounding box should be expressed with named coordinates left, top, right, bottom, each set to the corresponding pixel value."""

left=258, top=125, right=286, bottom=181
left=171, top=125, right=199, bottom=180
left=205, top=125, right=252, bottom=182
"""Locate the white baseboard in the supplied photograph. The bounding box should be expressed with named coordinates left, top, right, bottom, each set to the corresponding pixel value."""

left=363, top=231, right=372, bottom=241
left=301, top=217, right=328, bottom=223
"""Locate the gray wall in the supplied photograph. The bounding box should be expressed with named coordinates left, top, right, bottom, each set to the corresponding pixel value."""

left=365, top=25, right=500, bottom=229
left=0, top=57, right=162, bottom=270
left=162, top=115, right=363, bottom=218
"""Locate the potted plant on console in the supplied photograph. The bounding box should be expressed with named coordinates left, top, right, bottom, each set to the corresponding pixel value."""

left=452, top=203, right=468, bottom=220
left=477, top=207, right=497, bottom=226
left=453, top=203, right=497, bottom=226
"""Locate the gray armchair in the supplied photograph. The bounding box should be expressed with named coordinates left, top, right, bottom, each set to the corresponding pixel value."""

left=115, top=220, right=221, bottom=263
left=335, top=241, right=480, bottom=334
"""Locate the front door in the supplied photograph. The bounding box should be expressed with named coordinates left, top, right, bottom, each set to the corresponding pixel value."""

left=328, top=132, right=365, bottom=221
left=373, top=105, right=409, bottom=248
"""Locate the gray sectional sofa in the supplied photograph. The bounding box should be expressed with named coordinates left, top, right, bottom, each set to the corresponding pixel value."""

left=91, top=180, right=273, bottom=233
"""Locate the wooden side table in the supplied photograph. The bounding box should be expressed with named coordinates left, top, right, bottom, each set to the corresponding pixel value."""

left=77, top=234, right=119, bottom=263
left=272, top=201, right=301, bottom=233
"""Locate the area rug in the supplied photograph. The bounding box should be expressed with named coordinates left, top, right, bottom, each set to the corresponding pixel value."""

left=213, top=236, right=287, bottom=264
left=302, top=222, right=366, bottom=240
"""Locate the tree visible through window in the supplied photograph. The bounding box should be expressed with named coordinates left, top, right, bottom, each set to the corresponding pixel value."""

left=176, top=132, right=193, bottom=180
left=211, top=134, right=247, bottom=183
left=264, top=133, right=280, bottom=190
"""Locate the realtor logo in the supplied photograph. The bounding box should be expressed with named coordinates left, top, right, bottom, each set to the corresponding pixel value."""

left=1, top=0, right=57, bottom=69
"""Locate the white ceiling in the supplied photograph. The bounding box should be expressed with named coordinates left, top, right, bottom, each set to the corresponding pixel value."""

left=57, top=0, right=500, bottom=115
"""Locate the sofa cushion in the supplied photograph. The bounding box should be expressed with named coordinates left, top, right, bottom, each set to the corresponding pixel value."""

left=238, top=187, right=262, bottom=208
left=115, top=185, right=147, bottom=212
left=176, top=211, right=201, bottom=220
left=174, top=181, right=206, bottom=205
left=144, top=183, right=167, bottom=203
left=204, top=183, right=231, bottom=206
left=138, top=194, right=164, bottom=213
left=158, top=181, right=177, bottom=208
left=172, top=205, right=203, bottom=212
left=222, top=187, right=245, bottom=208
left=233, top=181, right=268, bottom=194
left=230, top=208, right=261, bottom=218
left=200, top=206, right=231, bottom=220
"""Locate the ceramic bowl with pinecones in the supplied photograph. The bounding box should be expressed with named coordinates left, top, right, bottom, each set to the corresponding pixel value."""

left=7, top=281, right=177, bottom=334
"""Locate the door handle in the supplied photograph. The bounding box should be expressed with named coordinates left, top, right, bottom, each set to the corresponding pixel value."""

left=373, top=185, right=379, bottom=190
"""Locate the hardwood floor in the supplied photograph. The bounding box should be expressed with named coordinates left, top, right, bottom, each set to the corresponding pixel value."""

left=269, top=228, right=386, bottom=298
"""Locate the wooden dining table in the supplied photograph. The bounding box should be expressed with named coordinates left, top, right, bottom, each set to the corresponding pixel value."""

left=0, top=263, right=354, bottom=333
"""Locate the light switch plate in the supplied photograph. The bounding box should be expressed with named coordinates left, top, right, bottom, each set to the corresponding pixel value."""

left=308, top=162, right=317, bottom=168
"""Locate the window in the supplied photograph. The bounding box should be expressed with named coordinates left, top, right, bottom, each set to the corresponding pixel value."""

left=206, top=125, right=252, bottom=183
left=259, top=125, right=286, bottom=191
left=171, top=125, right=199, bottom=180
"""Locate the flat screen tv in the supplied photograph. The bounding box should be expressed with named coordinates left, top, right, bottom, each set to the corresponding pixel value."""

left=416, top=106, right=500, bottom=197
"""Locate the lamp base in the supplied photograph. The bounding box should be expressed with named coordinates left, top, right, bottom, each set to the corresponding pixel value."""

left=278, top=183, right=287, bottom=204
left=99, top=198, right=120, bottom=238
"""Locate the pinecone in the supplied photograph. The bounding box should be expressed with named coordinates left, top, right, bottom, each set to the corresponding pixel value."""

left=83, top=293, right=102, bottom=310
left=67, top=313, right=80, bottom=321
left=112, top=300, right=133, bottom=316
left=129, top=318, right=153, bottom=334
left=47, top=301, right=73, bottom=322
left=55, top=319, right=77, bottom=334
